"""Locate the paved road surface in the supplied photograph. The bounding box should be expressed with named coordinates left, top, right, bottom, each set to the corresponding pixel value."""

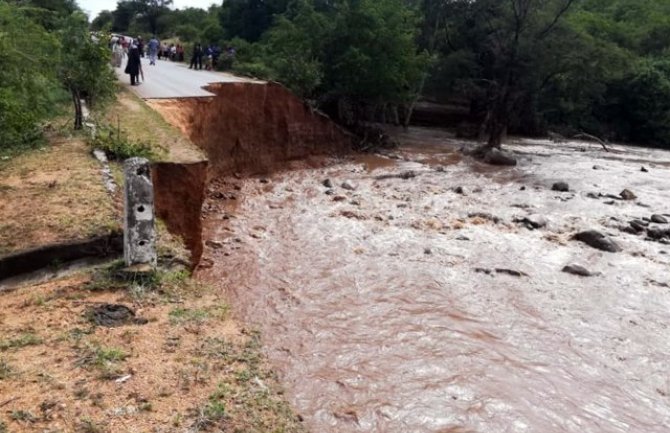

left=114, top=57, right=260, bottom=99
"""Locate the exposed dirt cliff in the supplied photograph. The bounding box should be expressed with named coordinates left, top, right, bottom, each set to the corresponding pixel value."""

left=151, top=161, right=208, bottom=266
left=148, top=82, right=352, bottom=177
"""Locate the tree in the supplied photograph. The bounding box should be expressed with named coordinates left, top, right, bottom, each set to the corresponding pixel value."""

left=91, top=10, right=113, bottom=31
left=6, top=0, right=78, bottom=29
left=112, top=0, right=143, bottom=32
left=220, top=0, right=289, bottom=42
left=324, top=0, right=428, bottom=125
left=478, top=0, right=578, bottom=149
left=139, top=0, right=173, bottom=35
left=0, top=1, right=61, bottom=149
left=58, top=12, right=116, bottom=129
left=262, top=0, right=330, bottom=97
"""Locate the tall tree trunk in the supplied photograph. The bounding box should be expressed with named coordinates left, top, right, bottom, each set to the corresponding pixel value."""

left=486, top=84, right=512, bottom=149
left=72, top=89, right=83, bottom=130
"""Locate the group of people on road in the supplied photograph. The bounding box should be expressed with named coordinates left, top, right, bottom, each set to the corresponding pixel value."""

left=158, top=43, right=185, bottom=62
left=189, top=44, right=227, bottom=71
left=111, top=35, right=143, bottom=86
left=110, top=34, right=238, bottom=86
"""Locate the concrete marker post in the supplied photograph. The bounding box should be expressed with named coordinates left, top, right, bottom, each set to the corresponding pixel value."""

left=123, top=157, right=157, bottom=270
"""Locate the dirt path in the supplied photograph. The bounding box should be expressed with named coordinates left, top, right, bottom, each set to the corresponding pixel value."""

left=198, top=129, right=670, bottom=433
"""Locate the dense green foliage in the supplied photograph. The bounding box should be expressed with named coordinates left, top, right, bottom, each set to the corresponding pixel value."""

left=96, top=0, right=670, bottom=148
left=91, top=125, right=156, bottom=161
left=423, top=0, right=670, bottom=147
left=0, top=1, right=117, bottom=153
left=0, top=2, right=63, bottom=149
left=3, top=0, right=667, bottom=150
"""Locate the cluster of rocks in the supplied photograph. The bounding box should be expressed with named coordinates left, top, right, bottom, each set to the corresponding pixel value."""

left=621, top=214, right=670, bottom=242
left=323, top=178, right=358, bottom=193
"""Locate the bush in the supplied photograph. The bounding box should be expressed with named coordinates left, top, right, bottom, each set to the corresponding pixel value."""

left=91, top=125, right=155, bottom=161
left=0, top=2, right=62, bottom=152
left=232, top=62, right=272, bottom=80
left=601, top=59, right=670, bottom=147
left=215, top=53, right=235, bottom=71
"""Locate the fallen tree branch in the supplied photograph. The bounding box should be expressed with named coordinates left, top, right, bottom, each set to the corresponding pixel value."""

left=573, top=132, right=610, bottom=152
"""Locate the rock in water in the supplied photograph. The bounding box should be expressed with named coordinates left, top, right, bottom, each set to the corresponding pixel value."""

left=514, top=214, right=548, bottom=230
left=454, top=186, right=465, bottom=195
left=206, top=239, right=225, bottom=249
left=620, top=189, right=637, bottom=201
left=552, top=182, right=570, bottom=192
left=651, top=214, right=668, bottom=224
left=322, top=179, right=334, bottom=188
left=341, top=180, right=358, bottom=191
left=629, top=220, right=647, bottom=233
left=572, top=230, right=622, bottom=252
left=483, top=149, right=517, bottom=166
left=641, top=166, right=649, bottom=172
left=562, top=264, right=593, bottom=277
left=647, top=227, right=670, bottom=240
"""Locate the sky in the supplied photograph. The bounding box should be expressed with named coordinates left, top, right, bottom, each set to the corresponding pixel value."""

left=78, top=0, right=219, bottom=20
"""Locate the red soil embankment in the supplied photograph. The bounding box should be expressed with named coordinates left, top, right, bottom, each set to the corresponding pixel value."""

left=148, top=81, right=351, bottom=177
left=147, top=80, right=350, bottom=266
left=151, top=161, right=208, bottom=266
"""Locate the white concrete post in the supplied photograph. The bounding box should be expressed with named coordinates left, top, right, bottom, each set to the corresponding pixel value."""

left=123, top=157, right=157, bottom=269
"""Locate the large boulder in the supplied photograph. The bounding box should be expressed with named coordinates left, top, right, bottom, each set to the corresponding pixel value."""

left=483, top=148, right=517, bottom=166
left=572, top=230, right=622, bottom=252
left=651, top=214, right=668, bottom=224
left=552, top=182, right=570, bottom=192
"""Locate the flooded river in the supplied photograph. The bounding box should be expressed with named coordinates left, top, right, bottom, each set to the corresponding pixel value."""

left=198, top=128, right=670, bottom=433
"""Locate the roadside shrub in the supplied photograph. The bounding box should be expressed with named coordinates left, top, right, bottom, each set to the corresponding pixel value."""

left=91, top=124, right=155, bottom=161
left=232, top=62, right=272, bottom=80
left=215, top=53, right=235, bottom=71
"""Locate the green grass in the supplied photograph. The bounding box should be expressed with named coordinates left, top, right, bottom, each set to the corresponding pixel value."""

left=189, top=329, right=305, bottom=433
left=89, top=123, right=158, bottom=161
left=0, top=333, right=42, bottom=351
left=76, top=417, right=106, bottom=433
left=169, top=303, right=229, bottom=326
left=75, top=343, right=129, bottom=380
left=169, top=308, right=210, bottom=325
left=10, top=410, right=36, bottom=423
left=0, top=359, right=14, bottom=380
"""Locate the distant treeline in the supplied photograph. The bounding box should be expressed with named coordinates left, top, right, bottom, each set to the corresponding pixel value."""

left=89, top=0, right=670, bottom=149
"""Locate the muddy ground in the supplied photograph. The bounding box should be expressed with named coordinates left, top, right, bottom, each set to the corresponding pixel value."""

left=197, top=127, right=670, bottom=433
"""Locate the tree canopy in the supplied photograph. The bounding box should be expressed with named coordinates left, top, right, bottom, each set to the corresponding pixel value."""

left=7, top=0, right=670, bottom=150
left=0, top=0, right=117, bottom=153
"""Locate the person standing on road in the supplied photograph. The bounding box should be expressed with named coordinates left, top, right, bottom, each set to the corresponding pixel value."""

left=112, top=38, right=124, bottom=67
left=189, top=43, right=203, bottom=70
left=138, top=36, right=145, bottom=58
left=125, top=41, right=142, bottom=86
left=148, top=36, right=159, bottom=66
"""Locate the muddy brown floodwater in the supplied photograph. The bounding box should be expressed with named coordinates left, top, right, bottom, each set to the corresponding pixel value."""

left=197, top=127, right=670, bottom=433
